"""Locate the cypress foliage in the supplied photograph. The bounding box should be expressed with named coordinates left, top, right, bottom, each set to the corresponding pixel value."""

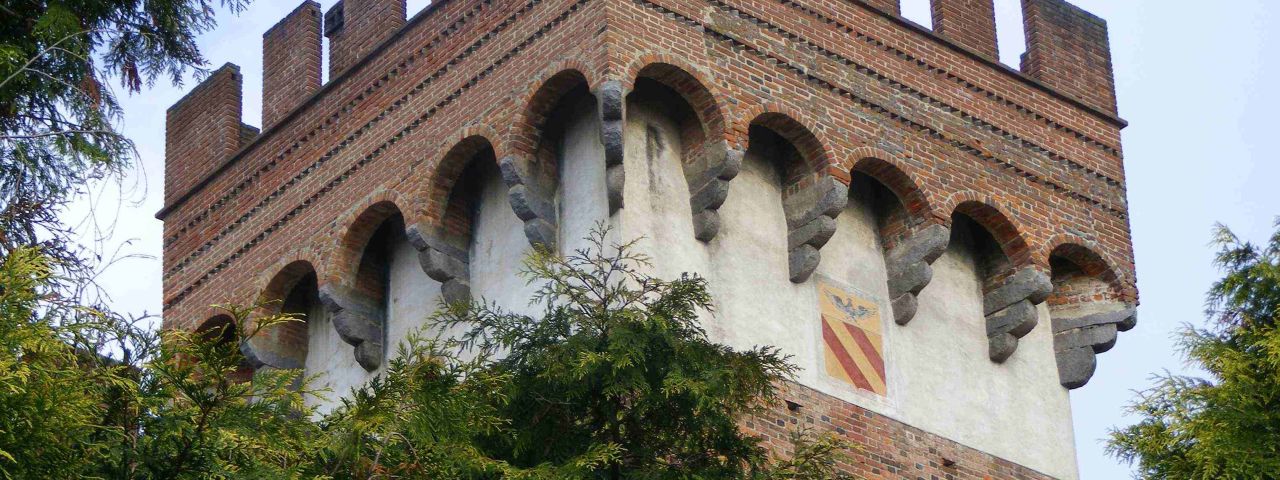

left=1109, top=221, right=1280, bottom=479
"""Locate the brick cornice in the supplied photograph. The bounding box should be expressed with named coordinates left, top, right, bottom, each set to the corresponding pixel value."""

left=845, top=0, right=1127, bottom=130
left=162, top=0, right=595, bottom=310
left=704, top=0, right=1124, bottom=188
left=157, top=0, right=481, bottom=222
left=632, top=0, right=1127, bottom=217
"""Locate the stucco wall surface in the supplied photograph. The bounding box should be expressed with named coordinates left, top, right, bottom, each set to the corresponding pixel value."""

left=615, top=103, right=1079, bottom=479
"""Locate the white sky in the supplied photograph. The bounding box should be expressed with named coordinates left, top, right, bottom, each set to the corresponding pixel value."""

left=68, top=0, right=1280, bottom=477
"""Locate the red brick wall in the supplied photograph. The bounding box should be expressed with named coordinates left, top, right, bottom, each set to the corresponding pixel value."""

left=932, top=0, right=998, bottom=59
left=860, top=0, right=900, bottom=16
left=160, top=0, right=1135, bottom=475
left=751, top=382, right=1057, bottom=479
left=263, top=1, right=322, bottom=129
left=1022, top=0, right=1118, bottom=114
left=164, top=64, right=253, bottom=208
left=326, top=0, right=408, bottom=77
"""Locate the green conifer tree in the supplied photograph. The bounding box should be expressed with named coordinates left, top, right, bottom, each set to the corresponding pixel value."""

left=1109, top=221, right=1280, bottom=479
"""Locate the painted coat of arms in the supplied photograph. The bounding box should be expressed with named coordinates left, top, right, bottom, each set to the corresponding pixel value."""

left=816, top=277, right=887, bottom=396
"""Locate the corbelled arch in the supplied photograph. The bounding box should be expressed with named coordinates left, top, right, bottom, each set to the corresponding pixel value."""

left=195, top=313, right=255, bottom=383
left=405, top=134, right=505, bottom=306
left=501, top=67, right=597, bottom=250
left=321, top=197, right=412, bottom=371
left=845, top=151, right=950, bottom=326
left=329, top=198, right=405, bottom=287
left=741, top=109, right=846, bottom=283
left=195, top=313, right=237, bottom=335
left=845, top=149, right=939, bottom=225
left=1044, top=240, right=1137, bottom=389
left=946, top=196, right=1050, bottom=363
left=245, top=259, right=321, bottom=371
left=622, top=57, right=732, bottom=135
left=626, top=59, right=739, bottom=242
left=416, top=123, right=506, bottom=221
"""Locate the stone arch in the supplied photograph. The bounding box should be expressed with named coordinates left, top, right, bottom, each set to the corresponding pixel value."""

left=501, top=68, right=597, bottom=249
left=195, top=313, right=237, bottom=335
left=406, top=134, right=505, bottom=306
left=743, top=110, right=846, bottom=283
left=322, top=199, right=410, bottom=371
left=845, top=153, right=950, bottom=326
left=245, top=259, right=321, bottom=371
left=623, top=56, right=732, bottom=130
left=627, top=60, right=739, bottom=242
left=196, top=313, right=255, bottom=383
left=1045, top=241, right=1137, bottom=389
left=947, top=199, right=1050, bottom=363
left=845, top=149, right=937, bottom=225
left=745, top=110, right=833, bottom=174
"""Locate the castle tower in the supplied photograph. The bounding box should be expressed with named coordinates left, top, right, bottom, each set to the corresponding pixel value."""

left=159, top=0, right=1136, bottom=477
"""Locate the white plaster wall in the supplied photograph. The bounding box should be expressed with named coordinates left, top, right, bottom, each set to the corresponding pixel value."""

left=809, top=192, right=897, bottom=412
left=704, top=150, right=816, bottom=357
left=558, top=98, right=611, bottom=254
left=305, top=234, right=440, bottom=414
left=617, top=104, right=709, bottom=281
left=903, top=227, right=1079, bottom=479
left=612, top=101, right=1078, bottom=478
left=386, top=235, right=443, bottom=357
left=304, top=299, right=369, bottom=415
left=469, top=166, right=538, bottom=315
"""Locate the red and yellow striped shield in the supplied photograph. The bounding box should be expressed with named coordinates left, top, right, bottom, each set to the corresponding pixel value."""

left=817, top=278, right=887, bottom=396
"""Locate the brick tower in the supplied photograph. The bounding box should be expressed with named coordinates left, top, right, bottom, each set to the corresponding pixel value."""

left=159, top=0, right=1136, bottom=477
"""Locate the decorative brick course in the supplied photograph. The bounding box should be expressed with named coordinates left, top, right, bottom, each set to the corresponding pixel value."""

left=749, top=382, right=1058, bottom=479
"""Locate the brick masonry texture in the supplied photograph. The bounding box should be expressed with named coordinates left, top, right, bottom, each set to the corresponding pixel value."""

left=161, top=0, right=1134, bottom=476
left=751, top=382, right=1056, bottom=479
left=262, top=1, right=322, bottom=130
left=932, top=0, right=999, bottom=59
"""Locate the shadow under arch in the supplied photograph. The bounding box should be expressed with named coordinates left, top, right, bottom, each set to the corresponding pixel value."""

left=628, top=62, right=738, bottom=242
left=501, top=69, right=598, bottom=250
left=407, top=134, right=506, bottom=306
left=743, top=111, right=846, bottom=283
left=845, top=159, right=950, bottom=326
left=1046, top=242, right=1137, bottom=389
left=244, top=260, right=321, bottom=371
left=195, top=313, right=255, bottom=383
left=322, top=200, right=411, bottom=371
left=949, top=200, right=1051, bottom=363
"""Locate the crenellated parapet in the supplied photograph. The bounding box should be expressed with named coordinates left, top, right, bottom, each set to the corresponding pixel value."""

left=325, top=0, right=407, bottom=78
left=262, top=1, right=322, bottom=130
left=931, top=0, right=998, bottom=59
left=163, top=64, right=255, bottom=208
left=1021, top=0, right=1119, bottom=114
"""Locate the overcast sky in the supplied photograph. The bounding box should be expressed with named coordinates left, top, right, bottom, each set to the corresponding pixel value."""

left=68, top=0, right=1280, bottom=477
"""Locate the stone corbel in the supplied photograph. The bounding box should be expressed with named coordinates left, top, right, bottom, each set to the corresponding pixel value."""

left=240, top=336, right=303, bottom=371
left=405, top=226, right=472, bottom=305
left=783, top=176, right=848, bottom=283
left=983, top=266, right=1053, bottom=362
left=884, top=224, right=950, bottom=326
left=597, top=80, right=626, bottom=213
left=689, top=145, right=743, bottom=242
left=318, top=284, right=384, bottom=371
left=1053, top=305, right=1137, bottom=389
left=499, top=155, right=557, bottom=250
